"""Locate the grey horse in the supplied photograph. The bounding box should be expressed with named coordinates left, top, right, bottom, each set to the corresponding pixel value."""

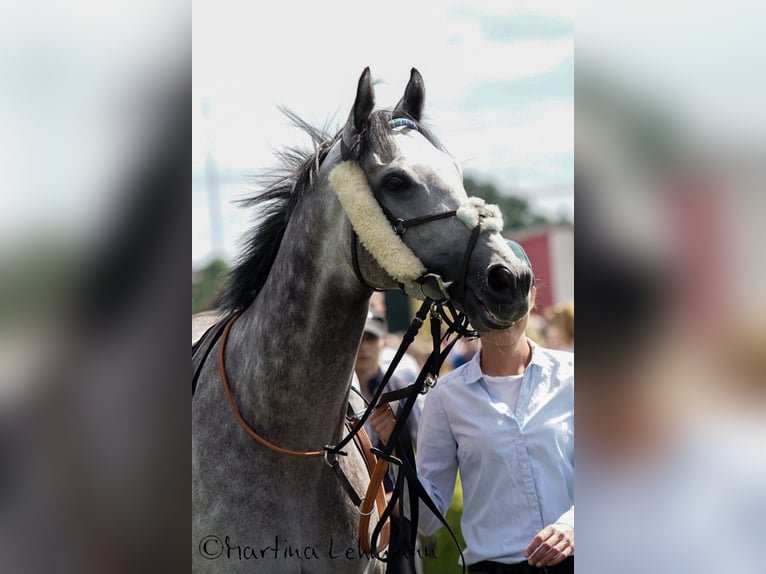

left=192, top=67, right=533, bottom=574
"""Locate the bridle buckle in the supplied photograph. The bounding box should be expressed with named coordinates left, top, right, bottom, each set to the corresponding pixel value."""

left=421, top=373, right=438, bottom=394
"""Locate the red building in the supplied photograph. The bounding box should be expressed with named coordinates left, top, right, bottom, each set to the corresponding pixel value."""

left=509, top=225, right=573, bottom=312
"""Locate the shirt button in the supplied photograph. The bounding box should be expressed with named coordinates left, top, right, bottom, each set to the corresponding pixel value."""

left=521, top=462, right=529, bottom=470
left=528, top=494, right=536, bottom=503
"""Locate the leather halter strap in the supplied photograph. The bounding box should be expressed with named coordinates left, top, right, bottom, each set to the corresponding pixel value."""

left=376, top=201, right=457, bottom=237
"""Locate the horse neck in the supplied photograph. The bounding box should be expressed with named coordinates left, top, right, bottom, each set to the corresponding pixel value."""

left=225, top=183, right=371, bottom=449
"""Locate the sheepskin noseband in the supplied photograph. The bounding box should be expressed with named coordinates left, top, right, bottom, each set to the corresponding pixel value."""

left=329, top=162, right=426, bottom=284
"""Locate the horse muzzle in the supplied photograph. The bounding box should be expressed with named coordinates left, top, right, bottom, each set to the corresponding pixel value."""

left=463, top=263, right=533, bottom=331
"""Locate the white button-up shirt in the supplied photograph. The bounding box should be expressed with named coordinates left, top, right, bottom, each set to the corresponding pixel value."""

left=413, top=340, right=574, bottom=565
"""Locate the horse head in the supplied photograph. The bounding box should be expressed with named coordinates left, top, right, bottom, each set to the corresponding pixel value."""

left=328, top=67, right=532, bottom=332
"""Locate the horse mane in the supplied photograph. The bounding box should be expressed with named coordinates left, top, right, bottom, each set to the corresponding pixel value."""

left=219, top=108, right=444, bottom=313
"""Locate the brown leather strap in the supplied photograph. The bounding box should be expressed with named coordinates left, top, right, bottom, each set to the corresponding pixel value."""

left=351, top=419, right=390, bottom=554
left=218, top=313, right=325, bottom=458
left=350, top=418, right=377, bottom=474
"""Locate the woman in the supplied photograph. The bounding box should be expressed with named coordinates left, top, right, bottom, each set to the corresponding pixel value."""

left=372, top=241, right=574, bottom=573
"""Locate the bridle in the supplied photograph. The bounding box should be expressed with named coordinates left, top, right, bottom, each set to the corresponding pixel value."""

left=341, top=117, right=503, bottom=310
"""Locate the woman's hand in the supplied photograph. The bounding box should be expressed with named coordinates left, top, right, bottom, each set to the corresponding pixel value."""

left=370, top=404, right=396, bottom=445
left=524, top=523, right=574, bottom=567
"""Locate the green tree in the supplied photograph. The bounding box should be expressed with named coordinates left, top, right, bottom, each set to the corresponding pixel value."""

left=192, top=258, right=228, bottom=314
left=463, top=175, right=552, bottom=231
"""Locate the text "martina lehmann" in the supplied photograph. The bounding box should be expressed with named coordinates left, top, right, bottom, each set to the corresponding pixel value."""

left=198, top=535, right=436, bottom=561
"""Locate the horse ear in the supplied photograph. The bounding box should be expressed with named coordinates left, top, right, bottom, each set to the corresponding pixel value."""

left=342, top=67, right=375, bottom=153
left=394, top=68, right=425, bottom=121
left=352, top=67, right=375, bottom=130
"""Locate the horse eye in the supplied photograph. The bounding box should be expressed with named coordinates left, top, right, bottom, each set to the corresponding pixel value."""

left=382, top=174, right=409, bottom=192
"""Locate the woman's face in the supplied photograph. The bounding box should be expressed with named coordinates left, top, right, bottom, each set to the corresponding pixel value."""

left=480, top=314, right=528, bottom=347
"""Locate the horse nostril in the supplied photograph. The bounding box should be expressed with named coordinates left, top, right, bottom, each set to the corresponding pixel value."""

left=487, top=265, right=515, bottom=293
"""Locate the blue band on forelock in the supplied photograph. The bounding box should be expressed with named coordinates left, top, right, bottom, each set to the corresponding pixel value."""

left=389, top=118, right=418, bottom=131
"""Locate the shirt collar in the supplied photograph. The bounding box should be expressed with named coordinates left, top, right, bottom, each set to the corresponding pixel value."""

left=463, top=338, right=551, bottom=384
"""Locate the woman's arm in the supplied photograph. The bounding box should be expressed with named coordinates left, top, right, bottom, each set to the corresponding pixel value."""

left=371, top=388, right=458, bottom=536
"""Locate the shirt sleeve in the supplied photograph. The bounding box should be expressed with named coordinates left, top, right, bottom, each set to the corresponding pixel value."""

left=410, top=385, right=459, bottom=536
left=554, top=505, right=574, bottom=530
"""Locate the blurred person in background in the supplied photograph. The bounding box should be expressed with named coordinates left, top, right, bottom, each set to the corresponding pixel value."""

left=447, top=337, right=480, bottom=370
left=524, top=312, right=547, bottom=346
left=369, top=292, right=422, bottom=387
left=544, top=302, right=574, bottom=352
left=380, top=331, right=422, bottom=387
left=406, top=335, right=436, bottom=374
left=372, top=241, right=574, bottom=573
left=355, top=309, right=423, bottom=442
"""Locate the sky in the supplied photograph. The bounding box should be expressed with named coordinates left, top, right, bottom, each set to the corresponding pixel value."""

left=192, top=0, right=574, bottom=266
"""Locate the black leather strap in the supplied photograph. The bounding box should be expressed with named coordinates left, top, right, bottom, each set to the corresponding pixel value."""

left=457, top=225, right=481, bottom=305
left=327, top=450, right=363, bottom=507
left=325, top=299, right=432, bottom=456
left=376, top=200, right=457, bottom=237
left=192, top=316, right=230, bottom=396
left=350, top=232, right=378, bottom=292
